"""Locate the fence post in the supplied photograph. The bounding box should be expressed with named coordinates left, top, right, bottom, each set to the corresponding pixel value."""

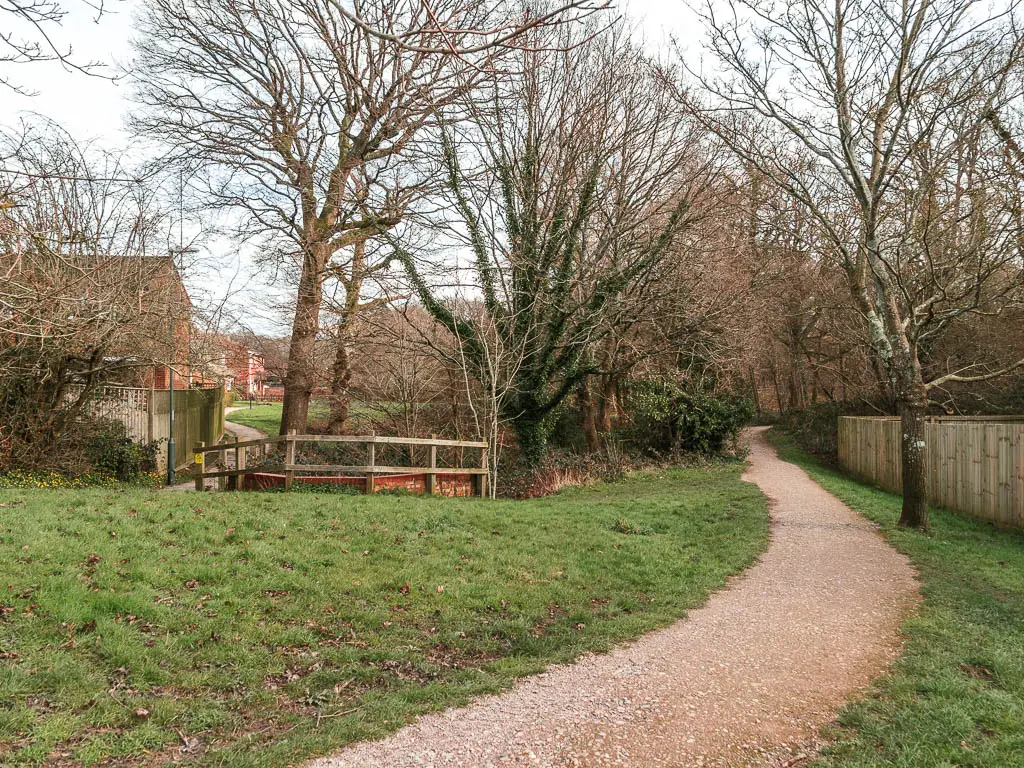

left=366, top=435, right=376, bottom=494
left=147, top=384, right=155, bottom=444
left=478, top=440, right=488, bottom=498
left=237, top=434, right=246, bottom=485
left=227, top=434, right=240, bottom=491
left=194, top=442, right=204, bottom=491
left=284, top=429, right=296, bottom=491
left=426, top=434, right=437, bottom=496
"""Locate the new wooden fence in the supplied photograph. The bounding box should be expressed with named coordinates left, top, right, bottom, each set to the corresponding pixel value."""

left=194, top=432, right=489, bottom=497
left=77, top=385, right=225, bottom=471
left=838, top=416, right=1024, bottom=527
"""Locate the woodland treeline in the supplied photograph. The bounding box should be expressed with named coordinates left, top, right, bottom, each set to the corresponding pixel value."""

left=2, top=0, right=1023, bottom=521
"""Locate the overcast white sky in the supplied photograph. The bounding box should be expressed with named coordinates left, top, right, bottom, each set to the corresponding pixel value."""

left=2, top=0, right=702, bottom=334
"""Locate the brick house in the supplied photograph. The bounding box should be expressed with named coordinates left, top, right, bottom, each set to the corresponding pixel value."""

left=66, top=254, right=194, bottom=390
left=222, top=341, right=267, bottom=399
left=130, top=257, right=194, bottom=390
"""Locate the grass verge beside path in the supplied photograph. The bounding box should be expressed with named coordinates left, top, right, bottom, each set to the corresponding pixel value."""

left=225, top=401, right=394, bottom=436
left=768, top=429, right=1024, bottom=768
left=226, top=403, right=319, bottom=435
left=0, top=463, right=767, bottom=767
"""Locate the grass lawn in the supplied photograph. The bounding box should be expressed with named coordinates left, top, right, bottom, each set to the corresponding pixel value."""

left=225, top=401, right=389, bottom=436
left=226, top=402, right=323, bottom=435
left=769, top=429, right=1024, bottom=768
left=0, top=463, right=768, bottom=766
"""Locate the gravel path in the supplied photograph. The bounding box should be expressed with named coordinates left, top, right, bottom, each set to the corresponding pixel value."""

left=222, top=410, right=266, bottom=443
left=309, top=426, right=919, bottom=768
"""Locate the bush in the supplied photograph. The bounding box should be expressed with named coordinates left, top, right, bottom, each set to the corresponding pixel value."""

left=778, top=400, right=887, bottom=464
left=498, top=450, right=628, bottom=499
left=83, top=421, right=161, bottom=482
left=621, top=380, right=754, bottom=457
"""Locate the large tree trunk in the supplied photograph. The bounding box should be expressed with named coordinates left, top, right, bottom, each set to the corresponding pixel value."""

left=597, top=374, right=618, bottom=434
left=850, top=235, right=931, bottom=531
left=327, top=240, right=367, bottom=435
left=514, top=412, right=550, bottom=467
left=898, top=382, right=930, bottom=530
left=280, top=248, right=325, bottom=435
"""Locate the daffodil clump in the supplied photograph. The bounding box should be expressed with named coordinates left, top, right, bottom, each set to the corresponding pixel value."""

left=0, top=470, right=163, bottom=489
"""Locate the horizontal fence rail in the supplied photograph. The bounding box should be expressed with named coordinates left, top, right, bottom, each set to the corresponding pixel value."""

left=838, top=416, right=1024, bottom=528
left=194, top=432, right=489, bottom=497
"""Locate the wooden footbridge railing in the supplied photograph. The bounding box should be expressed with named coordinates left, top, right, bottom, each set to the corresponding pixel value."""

left=194, top=431, right=488, bottom=497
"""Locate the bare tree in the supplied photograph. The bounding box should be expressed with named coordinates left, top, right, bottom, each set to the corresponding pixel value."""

left=131, top=0, right=607, bottom=436
left=0, top=0, right=114, bottom=93
left=398, top=24, right=722, bottom=463
left=692, top=0, right=1024, bottom=529
left=0, top=121, right=170, bottom=468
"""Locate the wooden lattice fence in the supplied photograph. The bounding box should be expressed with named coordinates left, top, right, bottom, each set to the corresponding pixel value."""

left=77, top=385, right=225, bottom=471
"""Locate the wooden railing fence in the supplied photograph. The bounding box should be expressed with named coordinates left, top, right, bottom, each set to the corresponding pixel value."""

left=194, top=431, right=489, bottom=497
left=838, top=416, right=1024, bottom=528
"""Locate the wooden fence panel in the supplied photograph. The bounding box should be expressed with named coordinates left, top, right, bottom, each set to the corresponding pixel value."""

left=73, top=385, right=151, bottom=442
left=838, top=416, right=1024, bottom=529
left=148, top=388, right=225, bottom=471
left=67, top=384, right=225, bottom=471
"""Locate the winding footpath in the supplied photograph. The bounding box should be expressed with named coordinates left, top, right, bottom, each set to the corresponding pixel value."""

left=220, top=409, right=266, bottom=444
left=309, top=427, right=919, bottom=768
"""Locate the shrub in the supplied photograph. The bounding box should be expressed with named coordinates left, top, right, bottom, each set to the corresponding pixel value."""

left=83, top=421, right=161, bottom=482
left=778, top=400, right=888, bottom=464
left=621, top=380, right=754, bottom=457
left=498, top=450, right=628, bottom=499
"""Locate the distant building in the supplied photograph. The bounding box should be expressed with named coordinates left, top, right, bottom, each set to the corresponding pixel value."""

left=189, top=334, right=268, bottom=399
left=223, top=341, right=267, bottom=399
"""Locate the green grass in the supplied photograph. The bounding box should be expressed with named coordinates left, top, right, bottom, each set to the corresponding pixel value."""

left=225, top=402, right=318, bottom=435
left=0, top=463, right=768, bottom=766
left=768, top=429, right=1024, bottom=768
left=226, top=401, right=390, bottom=435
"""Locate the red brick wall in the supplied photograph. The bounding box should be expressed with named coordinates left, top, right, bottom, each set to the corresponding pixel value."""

left=241, top=472, right=474, bottom=496
left=436, top=473, right=474, bottom=497
left=375, top=473, right=427, bottom=493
